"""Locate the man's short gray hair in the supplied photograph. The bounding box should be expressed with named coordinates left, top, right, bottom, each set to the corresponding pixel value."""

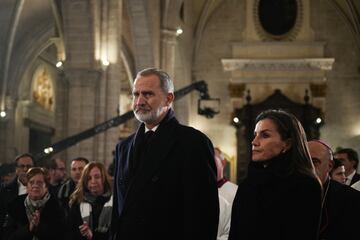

left=137, top=68, right=174, bottom=93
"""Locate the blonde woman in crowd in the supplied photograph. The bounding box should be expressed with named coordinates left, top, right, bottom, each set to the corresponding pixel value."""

left=68, top=162, right=112, bottom=240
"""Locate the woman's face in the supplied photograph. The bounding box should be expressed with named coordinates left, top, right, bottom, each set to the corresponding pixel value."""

left=87, top=167, right=104, bottom=196
left=27, top=174, right=48, bottom=200
left=252, top=118, right=290, bottom=162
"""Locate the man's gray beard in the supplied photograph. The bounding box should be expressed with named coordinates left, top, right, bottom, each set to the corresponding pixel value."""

left=134, top=109, right=159, bottom=124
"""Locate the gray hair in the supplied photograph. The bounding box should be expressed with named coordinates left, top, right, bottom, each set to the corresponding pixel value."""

left=136, top=68, right=174, bottom=93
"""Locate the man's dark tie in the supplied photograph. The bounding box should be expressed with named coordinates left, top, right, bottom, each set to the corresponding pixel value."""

left=144, top=130, right=154, bottom=145
left=131, top=130, right=155, bottom=175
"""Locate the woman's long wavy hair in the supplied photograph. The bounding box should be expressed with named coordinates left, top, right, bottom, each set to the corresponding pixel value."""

left=255, top=109, right=318, bottom=179
left=69, top=162, right=112, bottom=206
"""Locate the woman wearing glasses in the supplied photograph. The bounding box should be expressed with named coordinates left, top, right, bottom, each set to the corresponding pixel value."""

left=2, top=167, right=65, bottom=240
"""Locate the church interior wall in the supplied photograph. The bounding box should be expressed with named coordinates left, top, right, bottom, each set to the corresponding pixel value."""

left=311, top=0, right=360, bottom=157
left=1, top=0, right=360, bottom=174
left=192, top=0, right=245, bottom=163
left=121, top=1, right=135, bottom=72
left=172, top=0, right=195, bottom=125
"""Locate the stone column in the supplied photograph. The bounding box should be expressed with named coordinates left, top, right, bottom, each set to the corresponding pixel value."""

left=65, top=69, right=101, bottom=160
left=95, top=0, right=123, bottom=167
left=61, top=0, right=124, bottom=165
left=160, top=29, right=177, bottom=78
left=62, top=0, right=100, bottom=161
left=0, top=96, right=17, bottom=163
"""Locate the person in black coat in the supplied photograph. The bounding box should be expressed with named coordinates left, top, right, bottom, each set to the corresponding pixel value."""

left=308, top=140, right=360, bottom=240
left=68, top=162, right=113, bottom=240
left=334, top=148, right=360, bottom=185
left=57, top=157, right=89, bottom=217
left=2, top=167, right=65, bottom=240
left=110, top=68, right=219, bottom=240
left=329, top=158, right=346, bottom=184
left=0, top=153, right=34, bottom=239
left=229, top=109, right=322, bottom=240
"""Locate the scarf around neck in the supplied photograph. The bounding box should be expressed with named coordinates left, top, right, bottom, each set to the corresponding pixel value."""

left=80, top=191, right=113, bottom=233
left=24, top=192, right=51, bottom=240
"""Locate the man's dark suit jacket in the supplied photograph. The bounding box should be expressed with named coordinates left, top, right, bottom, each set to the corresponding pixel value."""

left=320, top=179, right=360, bottom=240
left=111, top=110, right=219, bottom=240
left=350, top=172, right=360, bottom=185
left=0, top=177, right=20, bottom=238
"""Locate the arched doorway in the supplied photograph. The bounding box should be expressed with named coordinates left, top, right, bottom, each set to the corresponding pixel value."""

left=233, top=89, right=323, bottom=183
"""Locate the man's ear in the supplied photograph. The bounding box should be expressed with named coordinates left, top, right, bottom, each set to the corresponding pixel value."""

left=165, top=92, right=174, bottom=106
left=350, top=160, right=357, bottom=169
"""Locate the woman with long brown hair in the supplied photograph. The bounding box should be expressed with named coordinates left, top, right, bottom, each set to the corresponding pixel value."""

left=229, top=109, right=322, bottom=240
left=68, top=162, right=112, bottom=240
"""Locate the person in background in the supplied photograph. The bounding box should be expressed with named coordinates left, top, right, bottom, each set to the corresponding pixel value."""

left=229, top=109, right=322, bottom=240
left=58, top=157, right=89, bottom=214
left=330, top=158, right=346, bottom=184
left=2, top=167, right=65, bottom=240
left=308, top=140, right=360, bottom=240
left=111, top=68, right=219, bottom=240
left=68, top=162, right=112, bottom=240
left=334, top=148, right=360, bottom=185
left=214, top=147, right=237, bottom=204
left=0, top=163, right=16, bottom=185
left=47, top=158, right=66, bottom=196
left=214, top=147, right=237, bottom=240
left=351, top=179, right=360, bottom=191
left=0, top=153, right=34, bottom=238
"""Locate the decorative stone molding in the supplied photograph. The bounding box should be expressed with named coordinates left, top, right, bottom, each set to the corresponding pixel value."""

left=161, top=28, right=178, bottom=44
left=160, top=28, right=178, bottom=78
left=228, top=83, right=246, bottom=98
left=221, top=58, right=335, bottom=71
left=310, top=83, right=327, bottom=97
left=20, top=100, right=56, bottom=129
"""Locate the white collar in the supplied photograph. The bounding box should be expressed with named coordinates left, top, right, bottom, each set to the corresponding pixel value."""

left=145, top=125, right=159, bottom=133
left=17, top=178, right=27, bottom=195
left=346, top=170, right=357, bottom=185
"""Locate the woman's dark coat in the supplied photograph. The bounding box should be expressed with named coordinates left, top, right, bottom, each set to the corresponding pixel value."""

left=68, top=196, right=111, bottom=240
left=2, top=194, right=65, bottom=240
left=229, top=154, right=322, bottom=240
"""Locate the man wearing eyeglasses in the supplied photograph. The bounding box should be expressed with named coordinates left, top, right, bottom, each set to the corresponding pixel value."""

left=47, top=158, right=66, bottom=197
left=0, top=153, right=34, bottom=238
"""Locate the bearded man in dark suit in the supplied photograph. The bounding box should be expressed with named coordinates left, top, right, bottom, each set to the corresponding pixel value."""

left=110, top=68, right=219, bottom=240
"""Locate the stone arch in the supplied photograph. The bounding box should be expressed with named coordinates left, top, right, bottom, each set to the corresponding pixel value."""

left=8, top=23, right=56, bottom=99
left=125, top=0, right=155, bottom=70
left=193, top=0, right=224, bottom=62
left=120, top=38, right=135, bottom=88
left=327, top=0, right=360, bottom=53
left=162, top=0, right=183, bottom=29
left=0, top=0, right=26, bottom=111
